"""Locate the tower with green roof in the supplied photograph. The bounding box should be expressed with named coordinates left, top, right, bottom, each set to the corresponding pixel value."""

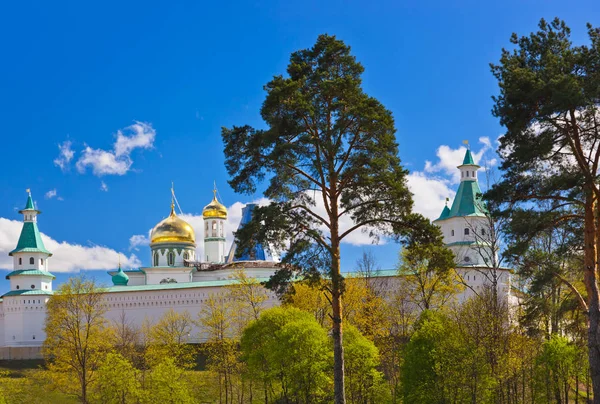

left=432, top=147, right=494, bottom=267
left=3, top=191, right=55, bottom=348
left=6, top=191, right=55, bottom=291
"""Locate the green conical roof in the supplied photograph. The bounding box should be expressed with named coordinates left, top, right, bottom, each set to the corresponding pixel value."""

left=24, top=194, right=34, bottom=209
left=111, top=267, right=129, bottom=286
left=446, top=179, right=487, bottom=218
left=9, top=222, right=52, bottom=256
left=19, top=193, right=39, bottom=213
left=461, top=149, right=476, bottom=166
left=436, top=205, right=451, bottom=221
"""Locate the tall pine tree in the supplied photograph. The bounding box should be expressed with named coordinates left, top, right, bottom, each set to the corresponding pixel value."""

left=488, top=18, right=600, bottom=401
left=222, top=34, right=441, bottom=403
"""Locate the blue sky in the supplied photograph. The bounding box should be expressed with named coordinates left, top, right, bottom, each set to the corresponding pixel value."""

left=0, top=0, right=597, bottom=289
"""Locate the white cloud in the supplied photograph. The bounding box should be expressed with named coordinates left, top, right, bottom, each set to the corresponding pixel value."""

left=114, top=122, right=156, bottom=157
left=0, top=218, right=140, bottom=272
left=53, top=141, right=74, bottom=171
left=129, top=234, right=149, bottom=251
left=70, top=122, right=156, bottom=178
left=100, top=181, right=109, bottom=192
left=407, top=172, right=455, bottom=220
left=44, top=189, right=57, bottom=200
left=77, top=147, right=132, bottom=176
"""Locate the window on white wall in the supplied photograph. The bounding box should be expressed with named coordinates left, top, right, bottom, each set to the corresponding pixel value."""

left=451, top=230, right=454, bottom=236
left=464, top=228, right=470, bottom=235
left=154, top=252, right=159, bottom=267
left=167, top=251, right=175, bottom=266
left=40, top=258, right=44, bottom=266
left=29, top=257, right=34, bottom=265
left=19, top=258, right=22, bottom=265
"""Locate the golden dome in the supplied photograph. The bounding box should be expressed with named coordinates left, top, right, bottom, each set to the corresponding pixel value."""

left=150, top=203, right=196, bottom=245
left=202, top=191, right=227, bottom=219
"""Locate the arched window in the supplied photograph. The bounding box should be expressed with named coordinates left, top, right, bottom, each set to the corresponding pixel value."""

left=167, top=251, right=175, bottom=266
left=472, top=171, right=475, bottom=177
left=466, top=171, right=469, bottom=177
left=183, top=252, right=189, bottom=261
left=29, top=257, right=34, bottom=265
left=18, top=258, right=22, bottom=265
left=40, top=258, right=44, bottom=266
left=153, top=252, right=159, bottom=267
left=481, top=228, right=485, bottom=235
left=464, top=228, right=470, bottom=235
left=16, top=286, right=19, bottom=290
left=451, top=230, right=454, bottom=236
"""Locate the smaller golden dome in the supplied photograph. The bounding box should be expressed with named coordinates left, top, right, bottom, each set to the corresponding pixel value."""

left=150, top=203, right=196, bottom=245
left=203, top=191, right=227, bottom=219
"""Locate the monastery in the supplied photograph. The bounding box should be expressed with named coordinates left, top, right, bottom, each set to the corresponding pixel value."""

left=0, top=148, right=514, bottom=359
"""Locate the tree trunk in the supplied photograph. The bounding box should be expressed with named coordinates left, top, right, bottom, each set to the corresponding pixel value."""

left=584, top=189, right=600, bottom=403
left=331, top=238, right=346, bottom=404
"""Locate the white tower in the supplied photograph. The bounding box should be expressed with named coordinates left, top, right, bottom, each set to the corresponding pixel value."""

left=4, top=190, right=55, bottom=348
left=433, top=148, right=493, bottom=265
left=433, top=147, right=511, bottom=303
left=202, top=189, right=227, bottom=264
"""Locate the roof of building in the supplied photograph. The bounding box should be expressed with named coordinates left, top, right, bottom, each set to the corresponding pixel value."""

left=2, top=289, right=54, bottom=297
left=202, top=190, right=227, bottom=219
left=9, top=222, right=52, bottom=256
left=461, top=149, right=476, bottom=166
left=438, top=205, right=451, bottom=220
left=150, top=202, right=195, bottom=246
left=5, top=269, right=56, bottom=280
left=435, top=149, right=487, bottom=221
left=111, top=267, right=129, bottom=286
left=21, top=194, right=37, bottom=212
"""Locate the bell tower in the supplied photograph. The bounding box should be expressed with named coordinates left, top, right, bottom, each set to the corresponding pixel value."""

left=202, top=187, right=227, bottom=263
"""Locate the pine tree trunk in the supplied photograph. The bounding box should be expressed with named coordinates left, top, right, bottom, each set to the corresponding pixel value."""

left=328, top=172, right=346, bottom=404
left=583, top=190, right=600, bottom=403
left=331, top=237, right=346, bottom=404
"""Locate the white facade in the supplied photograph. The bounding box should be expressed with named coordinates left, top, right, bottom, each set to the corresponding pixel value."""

left=0, top=176, right=515, bottom=357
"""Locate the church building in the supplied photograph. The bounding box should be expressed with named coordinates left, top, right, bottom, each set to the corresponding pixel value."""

left=0, top=146, right=514, bottom=359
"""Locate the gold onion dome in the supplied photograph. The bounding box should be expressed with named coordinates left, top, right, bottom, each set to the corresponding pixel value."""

left=150, top=202, right=196, bottom=245
left=202, top=191, right=227, bottom=219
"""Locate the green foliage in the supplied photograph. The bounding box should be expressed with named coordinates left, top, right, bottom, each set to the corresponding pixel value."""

left=43, top=276, right=113, bottom=403
left=534, top=335, right=588, bottom=402
left=143, top=358, right=195, bottom=404
left=343, top=325, right=388, bottom=404
left=93, top=352, right=141, bottom=404
left=241, top=307, right=332, bottom=403
left=401, top=310, right=496, bottom=404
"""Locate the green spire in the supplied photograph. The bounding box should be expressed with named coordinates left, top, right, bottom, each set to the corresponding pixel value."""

left=462, top=149, right=475, bottom=165
left=19, top=192, right=40, bottom=213
left=9, top=222, right=52, bottom=256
